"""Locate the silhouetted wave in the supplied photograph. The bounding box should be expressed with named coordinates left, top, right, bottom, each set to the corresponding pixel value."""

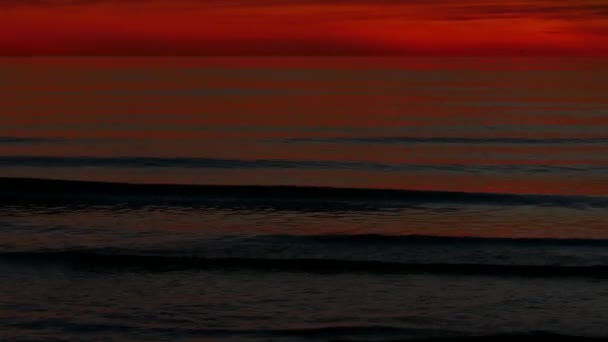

left=2, top=177, right=608, bottom=209
left=0, top=136, right=71, bottom=144
left=279, top=136, right=608, bottom=145
left=1, top=156, right=388, bottom=169
left=335, top=332, right=607, bottom=342
left=3, top=321, right=447, bottom=339
left=3, top=251, right=608, bottom=278
left=3, top=317, right=602, bottom=341
left=0, top=156, right=606, bottom=173
left=248, top=234, right=608, bottom=247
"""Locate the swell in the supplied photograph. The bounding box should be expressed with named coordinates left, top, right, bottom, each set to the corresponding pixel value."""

left=0, top=136, right=72, bottom=144
left=1, top=156, right=606, bottom=173
left=337, top=333, right=608, bottom=342
left=4, top=321, right=600, bottom=341
left=4, top=322, right=438, bottom=338
left=280, top=136, right=608, bottom=145
left=245, top=234, right=608, bottom=247
left=2, top=251, right=608, bottom=278
left=2, top=177, right=608, bottom=209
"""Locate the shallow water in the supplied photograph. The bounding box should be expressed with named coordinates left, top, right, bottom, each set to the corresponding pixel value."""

left=1, top=57, right=608, bottom=341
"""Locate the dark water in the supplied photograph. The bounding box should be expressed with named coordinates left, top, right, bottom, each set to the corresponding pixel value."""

left=1, top=57, right=608, bottom=341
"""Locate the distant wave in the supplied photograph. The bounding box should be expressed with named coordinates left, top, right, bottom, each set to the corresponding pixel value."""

left=3, top=250, right=608, bottom=278
left=337, top=332, right=607, bottom=342
left=3, top=317, right=602, bottom=341
left=0, top=136, right=72, bottom=144
left=3, top=322, right=442, bottom=339
left=278, top=136, right=608, bottom=145
left=0, top=156, right=606, bottom=173
left=2, top=177, right=608, bottom=209
left=5, top=320, right=598, bottom=342
left=0, top=156, right=394, bottom=170
left=246, top=234, right=608, bottom=247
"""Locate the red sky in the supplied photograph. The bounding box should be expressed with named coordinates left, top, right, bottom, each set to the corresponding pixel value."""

left=1, top=0, right=608, bottom=56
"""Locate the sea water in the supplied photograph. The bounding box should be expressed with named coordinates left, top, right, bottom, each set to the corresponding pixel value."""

left=1, top=57, right=608, bottom=341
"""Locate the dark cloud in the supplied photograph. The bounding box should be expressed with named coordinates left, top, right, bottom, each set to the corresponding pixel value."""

left=443, top=3, right=608, bottom=20
left=129, top=0, right=608, bottom=22
left=1, top=0, right=607, bottom=20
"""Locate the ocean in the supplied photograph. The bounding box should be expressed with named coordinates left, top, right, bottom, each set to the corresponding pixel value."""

left=1, top=57, right=608, bottom=341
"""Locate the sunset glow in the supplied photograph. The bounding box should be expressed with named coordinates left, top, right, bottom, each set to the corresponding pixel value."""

left=1, top=0, right=608, bottom=56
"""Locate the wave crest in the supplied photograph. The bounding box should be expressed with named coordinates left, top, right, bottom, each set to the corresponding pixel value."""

left=3, top=251, right=608, bottom=278
left=2, top=177, right=607, bottom=209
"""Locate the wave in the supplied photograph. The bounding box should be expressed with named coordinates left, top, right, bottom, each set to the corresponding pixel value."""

left=12, top=320, right=600, bottom=342
left=336, top=332, right=607, bottom=342
left=3, top=250, right=608, bottom=278
left=1, top=156, right=606, bottom=173
left=2, top=177, right=608, bottom=209
left=5, top=321, right=437, bottom=339
left=279, top=136, right=608, bottom=145
left=0, top=136, right=72, bottom=144
left=0, top=156, right=387, bottom=170
left=246, top=234, right=608, bottom=247
left=4, top=317, right=603, bottom=341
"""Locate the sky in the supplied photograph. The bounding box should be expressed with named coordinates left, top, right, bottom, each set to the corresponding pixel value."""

left=1, top=0, right=608, bottom=56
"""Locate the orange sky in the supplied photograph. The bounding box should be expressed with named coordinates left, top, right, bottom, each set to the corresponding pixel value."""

left=1, top=0, right=608, bottom=56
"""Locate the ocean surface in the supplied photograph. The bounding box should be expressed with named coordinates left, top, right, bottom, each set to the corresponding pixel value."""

left=1, top=57, right=608, bottom=341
